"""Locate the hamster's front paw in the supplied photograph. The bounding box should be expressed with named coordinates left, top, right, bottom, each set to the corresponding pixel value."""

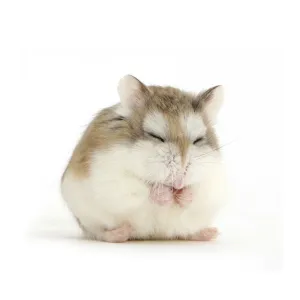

left=174, top=187, right=193, bottom=207
left=150, top=184, right=173, bottom=206
left=188, top=227, right=219, bottom=241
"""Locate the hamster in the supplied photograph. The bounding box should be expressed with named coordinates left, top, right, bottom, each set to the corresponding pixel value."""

left=61, top=75, right=227, bottom=242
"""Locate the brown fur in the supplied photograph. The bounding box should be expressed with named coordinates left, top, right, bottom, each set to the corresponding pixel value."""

left=62, top=82, right=220, bottom=180
left=62, top=105, right=132, bottom=179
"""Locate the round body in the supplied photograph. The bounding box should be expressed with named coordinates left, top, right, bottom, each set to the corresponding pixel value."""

left=61, top=75, right=227, bottom=241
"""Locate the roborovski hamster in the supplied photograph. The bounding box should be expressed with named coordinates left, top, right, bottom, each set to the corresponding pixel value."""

left=61, top=75, right=227, bottom=242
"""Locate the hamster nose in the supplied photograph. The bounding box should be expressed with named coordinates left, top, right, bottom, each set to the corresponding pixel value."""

left=173, top=175, right=185, bottom=189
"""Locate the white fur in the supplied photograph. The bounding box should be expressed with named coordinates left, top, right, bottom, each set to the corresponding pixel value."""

left=183, top=114, right=206, bottom=141
left=62, top=152, right=226, bottom=239
left=61, top=122, right=227, bottom=240
left=144, top=112, right=168, bottom=138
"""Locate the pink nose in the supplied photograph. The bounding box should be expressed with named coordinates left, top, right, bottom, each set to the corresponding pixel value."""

left=173, top=176, right=184, bottom=189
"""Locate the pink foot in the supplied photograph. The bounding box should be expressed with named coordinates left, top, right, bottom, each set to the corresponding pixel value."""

left=174, top=188, right=193, bottom=207
left=150, top=184, right=174, bottom=206
left=102, top=223, right=132, bottom=243
left=188, top=227, right=219, bottom=241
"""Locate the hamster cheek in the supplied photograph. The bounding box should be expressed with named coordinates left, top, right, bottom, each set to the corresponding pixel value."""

left=131, top=141, right=172, bottom=183
left=186, top=146, right=220, bottom=185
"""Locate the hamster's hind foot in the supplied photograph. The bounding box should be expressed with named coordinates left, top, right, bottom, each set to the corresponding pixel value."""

left=102, top=223, right=132, bottom=243
left=187, top=227, right=219, bottom=241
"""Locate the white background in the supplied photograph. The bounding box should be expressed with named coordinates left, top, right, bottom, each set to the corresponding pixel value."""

left=0, top=0, right=297, bottom=299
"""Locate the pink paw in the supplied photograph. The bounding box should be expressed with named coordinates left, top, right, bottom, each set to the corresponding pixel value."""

left=174, top=188, right=193, bottom=207
left=150, top=184, right=174, bottom=206
left=102, top=223, right=132, bottom=243
left=189, top=227, right=219, bottom=241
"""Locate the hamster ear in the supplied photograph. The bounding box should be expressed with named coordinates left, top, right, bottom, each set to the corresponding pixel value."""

left=195, top=85, right=224, bottom=124
left=117, top=75, right=149, bottom=109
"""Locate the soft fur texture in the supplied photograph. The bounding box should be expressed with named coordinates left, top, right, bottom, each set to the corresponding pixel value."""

left=61, top=75, right=227, bottom=242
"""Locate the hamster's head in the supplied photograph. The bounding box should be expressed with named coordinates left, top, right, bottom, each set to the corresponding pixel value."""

left=117, top=75, right=224, bottom=189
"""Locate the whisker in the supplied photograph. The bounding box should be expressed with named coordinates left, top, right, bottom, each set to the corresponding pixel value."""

left=195, top=140, right=237, bottom=159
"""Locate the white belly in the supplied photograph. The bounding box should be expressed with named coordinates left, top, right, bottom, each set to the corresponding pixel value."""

left=61, top=151, right=227, bottom=239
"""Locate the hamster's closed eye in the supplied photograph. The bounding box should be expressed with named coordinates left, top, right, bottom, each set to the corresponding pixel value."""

left=193, top=136, right=205, bottom=144
left=145, top=132, right=165, bottom=143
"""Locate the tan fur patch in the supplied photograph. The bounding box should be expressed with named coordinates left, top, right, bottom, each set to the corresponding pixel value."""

left=62, top=104, right=132, bottom=179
